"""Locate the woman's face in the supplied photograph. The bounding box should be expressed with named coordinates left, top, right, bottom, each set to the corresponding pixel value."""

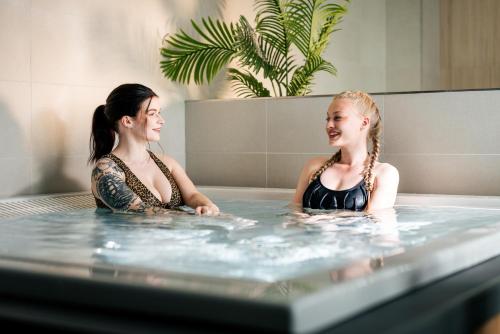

left=136, top=96, right=164, bottom=142
left=325, top=98, right=366, bottom=147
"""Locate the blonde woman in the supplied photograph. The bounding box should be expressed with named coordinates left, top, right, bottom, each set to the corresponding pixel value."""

left=293, top=91, right=399, bottom=211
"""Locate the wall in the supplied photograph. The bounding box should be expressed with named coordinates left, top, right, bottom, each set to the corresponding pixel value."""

left=2, top=0, right=496, bottom=197
left=186, top=90, right=500, bottom=196
left=187, top=0, right=387, bottom=99
left=188, top=0, right=442, bottom=97
left=0, top=0, right=205, bottom=198
left=386, top=0, right=441, bottom=92
left=440, top=0, right=500, bottom=89
left=0, top=0, right=391, bottom=198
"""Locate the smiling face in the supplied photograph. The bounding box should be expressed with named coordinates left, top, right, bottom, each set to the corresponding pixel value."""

left=325, top=98, right=367, bottom=147
left=134, top=96, right=164, bottom=142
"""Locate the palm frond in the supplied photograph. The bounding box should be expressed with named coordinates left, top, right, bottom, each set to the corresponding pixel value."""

left=160, top=17, right=237, bottom=85
left=288, top=55, right=336, bottom=96
left=255, top=0, right=296, bottom=92
left=234, top=16, right=268, bottom=75
left=235, top=15, right=294, bottom=96
left=312, top=1, right=349, bottom=55
left=159, top=0, right=349, bottom=97
left=227, top=68, right=271, bottom=98
left=283, top=0, right=349, bottom=58
left=282, top=0, right=316, bottom=57
left=254, top=0, right=289, bottom=54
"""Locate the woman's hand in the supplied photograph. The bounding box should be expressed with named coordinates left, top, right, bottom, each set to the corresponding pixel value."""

left=195, top=204, right=220, bottom=216
left=160, top=155, right=220, bottom=216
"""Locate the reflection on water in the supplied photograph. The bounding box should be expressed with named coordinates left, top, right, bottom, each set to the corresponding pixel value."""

left=1, top=199, right=500, bottom=282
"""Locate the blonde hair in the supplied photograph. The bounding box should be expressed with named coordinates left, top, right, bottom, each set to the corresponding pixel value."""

left=309, top=91, right=382, bottom=193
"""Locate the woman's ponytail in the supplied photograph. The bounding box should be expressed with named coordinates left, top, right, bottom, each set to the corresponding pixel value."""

left=88, top=84, right=158, bottom=164
left=88, top=105, right=115, bottom=164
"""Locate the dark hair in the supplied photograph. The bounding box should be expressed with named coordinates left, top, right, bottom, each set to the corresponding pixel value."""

left=88, top=83, right=157, bottom=163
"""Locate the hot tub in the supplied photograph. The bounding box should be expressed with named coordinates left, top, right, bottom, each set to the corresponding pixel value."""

left=1, top=187, right=500, bottom=333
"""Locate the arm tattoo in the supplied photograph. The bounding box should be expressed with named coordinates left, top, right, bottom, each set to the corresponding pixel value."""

left=93, top=159, right=173, bottom=215
left=97, top=173, right=137, bottom=211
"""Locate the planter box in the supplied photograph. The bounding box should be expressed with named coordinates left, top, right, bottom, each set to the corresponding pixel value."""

left=186, top=90, right=500, bottom=196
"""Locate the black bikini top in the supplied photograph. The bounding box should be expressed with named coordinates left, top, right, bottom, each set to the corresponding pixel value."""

left=302, top=176, right=368, bottom=211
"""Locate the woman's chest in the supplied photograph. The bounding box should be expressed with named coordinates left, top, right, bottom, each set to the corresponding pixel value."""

left=320, top=167, right=365, bottom=191
left=129, top=163, right=173, bottom=203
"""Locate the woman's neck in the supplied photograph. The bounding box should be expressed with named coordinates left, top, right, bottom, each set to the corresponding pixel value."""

left=337, top=142, right=369, bottom=166
left=112, top=137, right=150, bottom=164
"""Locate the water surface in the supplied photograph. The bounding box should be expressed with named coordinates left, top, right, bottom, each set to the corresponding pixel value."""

left=1, top=199, right=500, bottom=282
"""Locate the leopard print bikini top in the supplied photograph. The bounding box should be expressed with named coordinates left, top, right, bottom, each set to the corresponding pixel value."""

left=95, top=151, right=184, bottom=210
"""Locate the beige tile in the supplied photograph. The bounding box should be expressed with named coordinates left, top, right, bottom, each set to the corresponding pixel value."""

left=317, top=0, right=386, bottom=94
left=187, top=152, right=266, bottom=187
left=383, top=154, right=500, bottom=196
left=31, top=83, right=108, bottom=157
left=421, top=0, right=441, bottom=91
left=32, top=154, right=91, bottom=194
left=0, top=157, right=32, bottom=198
left=31, top=3, right=96, bottom=85
left=31, top=0, right=171, bottom=86
left=386, top=0, right=422, bottom=92
left=31, top=0, right=104, bottom=16
left=31, top=0, right=147, bottom=17
left=186, top=99, right=267, bottom=153
left=0, top=0, right=31, bottom=81
left=267, top=96, right=333, bottom=153
left=0, top=81, right=31, bottom=158
left=268, top=154, right=324, bottom=189
left=318, top=61, right=386, bottom=94
left=384, top=91, right=500, bottom=155
left=159, top=96, right=185, bottom=155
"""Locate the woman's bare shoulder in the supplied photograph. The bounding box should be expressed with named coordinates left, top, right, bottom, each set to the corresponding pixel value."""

left=374, top=162, right=399, bottom=179
left=304, top=156, right=331, bottom=172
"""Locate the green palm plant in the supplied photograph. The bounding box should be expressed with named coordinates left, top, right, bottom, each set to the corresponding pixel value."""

left=160, top=0, right=350, bottom=97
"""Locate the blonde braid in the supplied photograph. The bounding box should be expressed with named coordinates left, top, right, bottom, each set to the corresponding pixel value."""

left=363, top=102, right=382, bottom=192
left=309, top=150, right=341, bottom=183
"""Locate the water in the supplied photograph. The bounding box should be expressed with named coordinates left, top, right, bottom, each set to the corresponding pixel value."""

left=1, top=199, right=500, bottom=282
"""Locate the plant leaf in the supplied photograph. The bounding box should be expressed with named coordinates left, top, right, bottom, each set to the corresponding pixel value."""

left=288, top=55, right=336, bottom=96
left=227, top=68, right=271, bottom=98
left=234, top=15, right=293, bottom=96
left=254, top=0, right=295, bottom=93
left=160, top=18, right=237, bottom=85
left=283, top=0, right=349, bottom=58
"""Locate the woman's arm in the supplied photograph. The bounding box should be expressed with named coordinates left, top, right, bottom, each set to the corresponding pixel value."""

left=161, top=155, right=219, bottom=215
left=92, top=159, right=172, bottom=215
left=367, top=163, right=399, bottom=211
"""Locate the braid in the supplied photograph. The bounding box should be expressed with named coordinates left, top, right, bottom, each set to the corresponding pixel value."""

left=363, top=104, right=382, bottom=192
left=310, top=150, right=341, bottom=183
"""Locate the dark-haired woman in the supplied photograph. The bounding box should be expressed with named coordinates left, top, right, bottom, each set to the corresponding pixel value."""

left=293, top=91, right=399, bottom=212
left=89, top=83, right=219, bottom=215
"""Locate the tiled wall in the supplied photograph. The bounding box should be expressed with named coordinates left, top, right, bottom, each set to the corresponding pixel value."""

left=3, top=0, right=496, bottom=197
left=0, top=0, right=389, bottom=198
left=0, top=0, right=188, bottom=198
left=186, top=90, right=500, bottom=196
